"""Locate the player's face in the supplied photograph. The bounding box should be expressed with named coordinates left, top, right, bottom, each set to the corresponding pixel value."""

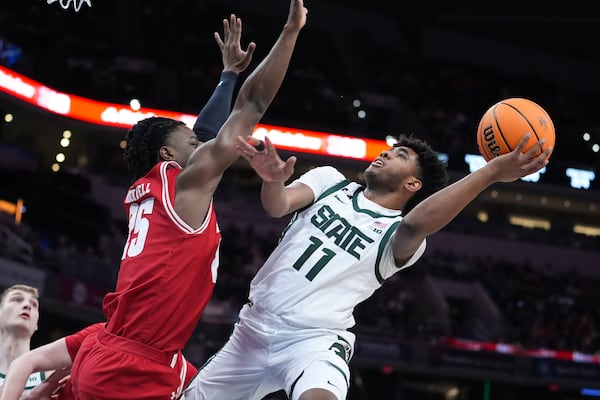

left=161, top=126, right=200, bottom=167
left=0, top=290, right=39, bottom=336
left=364, top=146, right=420, bottom=191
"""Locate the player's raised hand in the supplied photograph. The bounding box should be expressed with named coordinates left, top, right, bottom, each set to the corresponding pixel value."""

left=488, top=133, right=552, bottom=183
left=285, top=0, right=308, bottom=32
left=216, top=14, right=256, bottom=75
left=236, top=136, right=296, bottom=183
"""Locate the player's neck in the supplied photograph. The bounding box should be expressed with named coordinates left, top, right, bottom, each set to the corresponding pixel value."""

left=0, top=332, right=31, bottom=373
left=363, top=188, right=407, bottom=211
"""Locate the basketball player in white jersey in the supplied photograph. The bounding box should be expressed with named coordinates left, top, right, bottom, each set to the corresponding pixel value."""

left=183, top=133, right=551, bottom=400
left=0, top=285, right=46, bottom=398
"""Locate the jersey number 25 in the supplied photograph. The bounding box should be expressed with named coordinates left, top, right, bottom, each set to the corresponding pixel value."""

left=122, top=198, right=154, bottom=259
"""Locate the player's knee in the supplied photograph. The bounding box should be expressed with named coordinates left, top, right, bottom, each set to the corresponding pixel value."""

left=298, top=388, right=339, bottom=400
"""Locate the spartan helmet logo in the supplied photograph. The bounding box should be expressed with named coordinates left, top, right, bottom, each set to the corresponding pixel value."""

left=330, top=339, right=353, bottom=364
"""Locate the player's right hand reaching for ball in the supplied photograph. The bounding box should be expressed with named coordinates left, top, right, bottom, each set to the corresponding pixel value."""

left=236, top=136, right=296, bottom=183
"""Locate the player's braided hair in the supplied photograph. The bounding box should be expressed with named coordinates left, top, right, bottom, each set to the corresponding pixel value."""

left=395, top=134, right=449, bottom=214
left=124, top=116, right=185, bottom=182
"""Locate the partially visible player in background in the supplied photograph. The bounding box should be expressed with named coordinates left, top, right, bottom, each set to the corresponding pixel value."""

left=0, top=285, right=43, bottom=398
left=0, top=324, right=100, bottom=400
left=0, top=323, right=198, bottom=400
left=0, top=13, right=256, bottom=400
left=66, top=1, right=306, bottom=399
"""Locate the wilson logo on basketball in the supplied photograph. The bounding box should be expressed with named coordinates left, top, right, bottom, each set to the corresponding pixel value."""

left=482, top=125, right=502, bottom=158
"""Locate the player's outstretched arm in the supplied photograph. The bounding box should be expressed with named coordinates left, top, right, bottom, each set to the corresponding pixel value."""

left=193, top=15, right=256, bottom=141
left=236, top=135, right=312, bottom=217
left=392, top=134, right=552, bottom=265
left=178, top=0, right=307, bottom=193
left=0, top=339, right=72, bottom=400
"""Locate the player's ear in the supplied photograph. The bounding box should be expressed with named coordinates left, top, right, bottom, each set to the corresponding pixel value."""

left=158, top=145, right=174, bottom=161
left=404, top=177, right=422, bottom=193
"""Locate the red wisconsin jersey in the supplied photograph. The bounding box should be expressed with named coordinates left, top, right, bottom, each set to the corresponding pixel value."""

left=65, top=323, right=105, bottom=359
left=103, top=161, right=221, bottom=352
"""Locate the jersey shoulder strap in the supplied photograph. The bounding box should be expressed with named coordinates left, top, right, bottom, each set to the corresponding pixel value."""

left=315, top=179, right=360, bottom=202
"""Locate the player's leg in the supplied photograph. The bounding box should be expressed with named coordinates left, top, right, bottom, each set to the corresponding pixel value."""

left=290, top=360, right=348, bottom=400
left=182, top=319, right=271, bottom=400
left=279, top=331, right=354, bottom=400
left=299, top=388, right=337, bottom=400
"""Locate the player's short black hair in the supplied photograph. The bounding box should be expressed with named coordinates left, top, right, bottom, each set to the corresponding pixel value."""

left=124, top=116, right=185, bottom=182
left=395, top=134, right=449, bottom=213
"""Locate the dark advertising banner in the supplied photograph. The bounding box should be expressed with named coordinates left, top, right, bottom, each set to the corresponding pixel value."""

left=433, top=347, right=517, bottom=374
left=355, top=337, right=412, bottom=363
left=533, top=358, right=600, bottom=381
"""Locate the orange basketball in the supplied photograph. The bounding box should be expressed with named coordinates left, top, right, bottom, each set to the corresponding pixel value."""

left=476, top=98, right=555, bottom=162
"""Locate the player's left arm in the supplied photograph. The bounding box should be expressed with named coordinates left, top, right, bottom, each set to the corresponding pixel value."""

left=0, top=340, right=72, bottom=400
left=391, top=134, right=551, bottom=265
left=176, top=0, right=307, bottom=195
left=193, top=14, right=256, bottom=142
left=173, top=0, right=306, bottom=229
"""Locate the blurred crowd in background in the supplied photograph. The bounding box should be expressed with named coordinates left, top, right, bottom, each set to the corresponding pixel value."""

left=0, top=0, right=599, bottom=373
left=2, top=0, right=599, bottom=173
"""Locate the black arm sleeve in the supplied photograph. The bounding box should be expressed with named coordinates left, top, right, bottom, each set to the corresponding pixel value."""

left=193, top=71, right=239, bottom=142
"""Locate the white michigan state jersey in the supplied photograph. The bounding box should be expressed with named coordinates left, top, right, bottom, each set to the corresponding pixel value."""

left=248, top=166, right=426, bottom=330
left=0, top=370, right=46, bottom=397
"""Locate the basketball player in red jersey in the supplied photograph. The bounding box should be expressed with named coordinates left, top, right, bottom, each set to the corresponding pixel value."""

left=1, top=12, right=258, bottom=400
left=67, top=1, right=307, bottom=399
